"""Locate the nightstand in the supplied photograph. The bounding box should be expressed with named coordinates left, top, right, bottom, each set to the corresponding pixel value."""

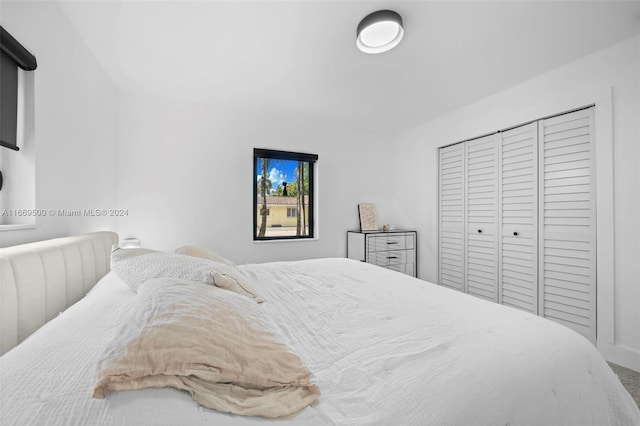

left=347, top=230, right=417, bottom=277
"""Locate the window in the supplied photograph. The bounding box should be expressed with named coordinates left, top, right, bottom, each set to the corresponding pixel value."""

left=254, top=148, right=318, bottom=240
left=0, top=26, right=37, bottom=151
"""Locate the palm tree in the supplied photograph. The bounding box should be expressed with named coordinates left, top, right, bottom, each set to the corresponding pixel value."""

left=287, top=181, right=298, bottom=196
left=301, top=162, right=308, bottom=235
left=296, top=161, right=304, bottom=235
left=258, top=158, right=270, bottom=237
left=257, top=176, right=272, bottom=193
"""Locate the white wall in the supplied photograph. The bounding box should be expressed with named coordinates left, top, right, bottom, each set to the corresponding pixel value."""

left=394, top=35, right=640, bottom=370
left=0, top=1, right=118, bottom=247
left=116, top=91, right=401, bottom=263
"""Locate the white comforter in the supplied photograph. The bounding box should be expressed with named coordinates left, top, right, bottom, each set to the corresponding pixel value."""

left=1, top=258, right=638, bottom=425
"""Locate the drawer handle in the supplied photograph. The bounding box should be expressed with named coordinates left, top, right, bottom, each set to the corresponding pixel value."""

left=386, top=242, right=399, bottom=245
left=387, top=256, right=399, bottom=259
left=513, top=231, right=519, bottom=236
left=477, top=229, right=482, bottom=233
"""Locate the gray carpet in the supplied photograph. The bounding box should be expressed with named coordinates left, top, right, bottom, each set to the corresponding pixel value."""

left=609, top=362, right=640, bottom=409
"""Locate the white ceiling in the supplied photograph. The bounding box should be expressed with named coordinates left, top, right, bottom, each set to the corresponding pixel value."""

left=57, top=1, right=640, bottom=134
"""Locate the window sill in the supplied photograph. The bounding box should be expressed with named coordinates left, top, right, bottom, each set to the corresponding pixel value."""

left=253, top=237, right=319, bottom=244
left=0, top=223, right=37, bottom=232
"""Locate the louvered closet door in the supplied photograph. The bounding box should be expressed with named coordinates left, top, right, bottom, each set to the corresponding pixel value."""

left=499, top=123, right=538, bottom=313
left=465, top=135, right=498, bottom=301
left=539, top=107, right=596, bottom=343
left=439, top=143, right=465, bottom=291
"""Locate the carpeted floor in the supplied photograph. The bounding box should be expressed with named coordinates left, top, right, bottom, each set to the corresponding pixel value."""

left=609, top=362, right=640, bottom=409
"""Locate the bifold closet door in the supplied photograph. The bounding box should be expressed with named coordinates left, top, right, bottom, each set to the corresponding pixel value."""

left=539, top=107, right=596, bottom=343
left=499, top=123, right=538, bottom=313
left=439, top=143, right=465, bottom=291
left=465, top=135, right=498, bottom=301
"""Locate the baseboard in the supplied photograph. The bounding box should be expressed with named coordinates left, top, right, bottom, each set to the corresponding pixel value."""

left=597, top=341, right=640, bottom=372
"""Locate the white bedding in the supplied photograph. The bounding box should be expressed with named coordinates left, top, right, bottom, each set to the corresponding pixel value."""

left=1, top=258, right=638, bottom=425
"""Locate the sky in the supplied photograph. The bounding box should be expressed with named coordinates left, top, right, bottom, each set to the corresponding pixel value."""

left=255, top=159, right=300, bottom=192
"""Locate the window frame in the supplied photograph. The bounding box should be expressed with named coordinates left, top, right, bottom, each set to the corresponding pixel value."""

left=253, top=148, right=318, bottom=241
left=0, top=26, right=37, bottom=151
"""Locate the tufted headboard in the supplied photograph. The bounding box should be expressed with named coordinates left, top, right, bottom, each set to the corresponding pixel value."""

left=0, top=231, right=118, bottom=356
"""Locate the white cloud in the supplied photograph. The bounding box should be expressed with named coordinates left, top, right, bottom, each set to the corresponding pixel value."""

left=257, top=168, right=287, bottom=194
left=268, top=167, right=287, bottom=188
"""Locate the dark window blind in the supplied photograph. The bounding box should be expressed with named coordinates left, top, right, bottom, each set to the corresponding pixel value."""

left=0, top=50, right=18, bottom=150
left=0, top=26, right=37, bottom=151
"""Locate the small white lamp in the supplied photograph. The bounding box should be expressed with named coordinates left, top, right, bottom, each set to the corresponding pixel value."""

left=120, top=238, right=141, bottom=249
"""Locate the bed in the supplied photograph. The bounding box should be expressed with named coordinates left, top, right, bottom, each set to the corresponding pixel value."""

left=1, top=232, right=639, bottom=425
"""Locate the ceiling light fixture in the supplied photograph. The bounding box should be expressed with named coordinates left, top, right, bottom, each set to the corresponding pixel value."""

left=356, top=10, right=404, bottom=54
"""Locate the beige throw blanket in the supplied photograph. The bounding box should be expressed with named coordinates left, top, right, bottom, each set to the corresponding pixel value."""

left=93, top=278, right=319, bottom=418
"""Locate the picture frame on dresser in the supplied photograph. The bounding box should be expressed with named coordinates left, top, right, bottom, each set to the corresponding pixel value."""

left=357, top=203, right=378, bottom=232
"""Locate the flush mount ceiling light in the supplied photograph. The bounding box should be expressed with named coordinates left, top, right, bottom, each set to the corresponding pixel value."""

left=356, top=10, right=404, bottom=54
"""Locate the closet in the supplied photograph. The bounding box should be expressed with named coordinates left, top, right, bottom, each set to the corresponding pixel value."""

left=438, top=107, right=596, bottom=343
left=465, top=134, right=499, bottom=302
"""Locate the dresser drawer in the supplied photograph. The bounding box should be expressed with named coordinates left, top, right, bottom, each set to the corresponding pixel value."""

left=370, top=249, right=408, bottom=266
left=367, top=233, right=414, bottom=252
left=384, top=263, right=415, bottom=276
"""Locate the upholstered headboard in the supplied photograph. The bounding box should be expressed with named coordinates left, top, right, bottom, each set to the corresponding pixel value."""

left=0, top=231, right=118, bottom=355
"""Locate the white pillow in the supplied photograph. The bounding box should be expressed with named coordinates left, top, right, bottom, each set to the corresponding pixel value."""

left=111, top=251, right=215, bottom=293
left=110, top=247, right=158, bottom=263
left=210, top=261, right=263, bottom=303
left=175, top=245, right=235, bottom=267
left=175, top=245, right=262, bottom=303
left=111, top=251, right=263, bottom=303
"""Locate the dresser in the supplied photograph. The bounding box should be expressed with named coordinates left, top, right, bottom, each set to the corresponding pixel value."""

left=347, top=230, right=417, bottom=277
